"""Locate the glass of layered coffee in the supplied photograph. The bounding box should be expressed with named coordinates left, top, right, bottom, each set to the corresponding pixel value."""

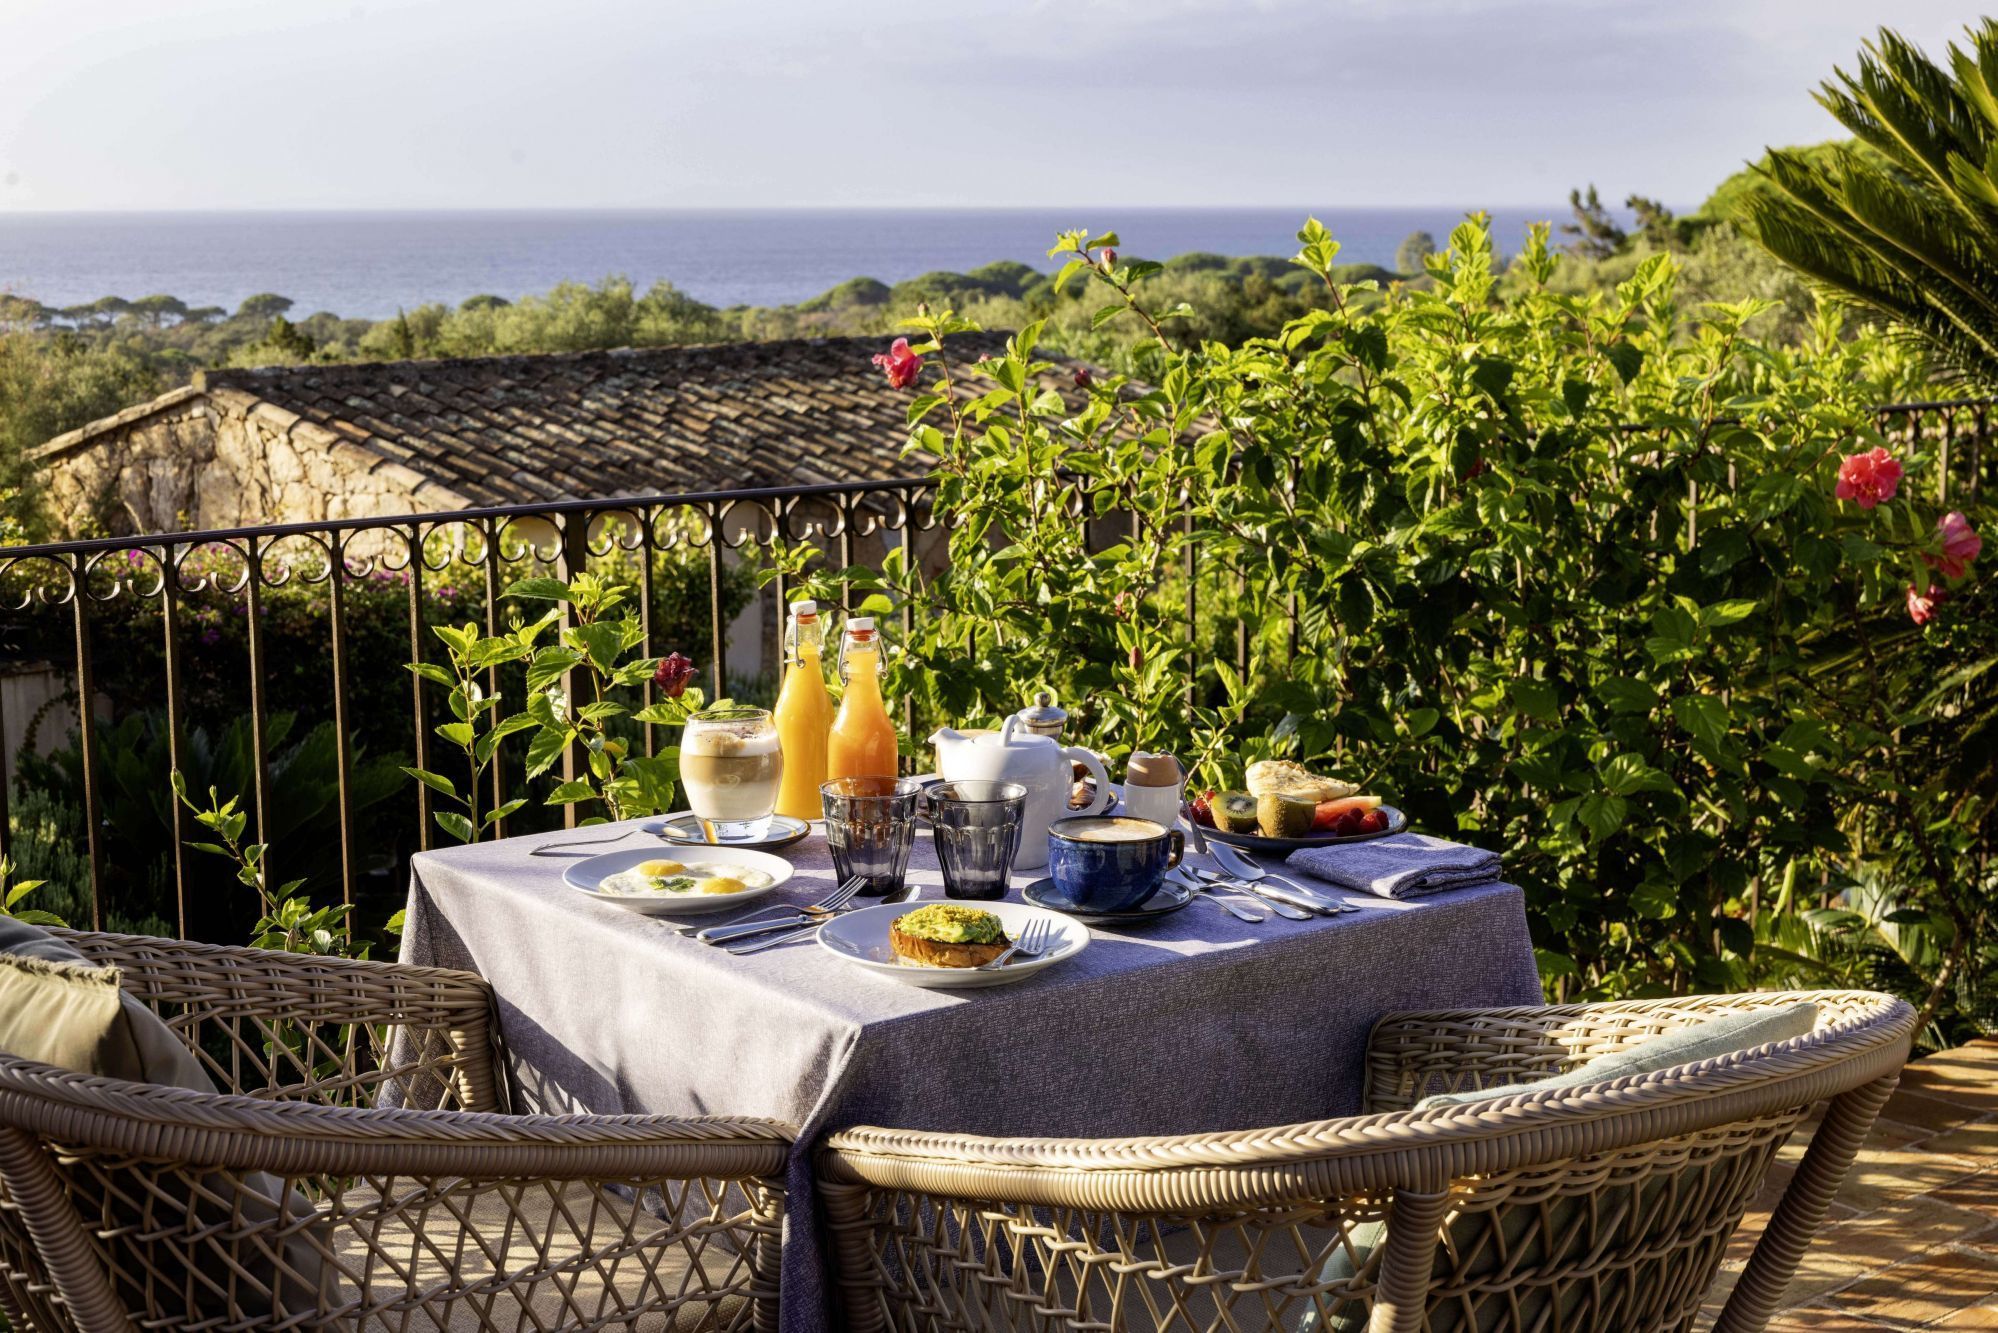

left=680, top=706, right=783, bottom=842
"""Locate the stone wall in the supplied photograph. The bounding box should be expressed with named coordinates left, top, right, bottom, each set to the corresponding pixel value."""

left=31, top=384, right=458, bottom=537
left=25, top=387, right=960, bottom=685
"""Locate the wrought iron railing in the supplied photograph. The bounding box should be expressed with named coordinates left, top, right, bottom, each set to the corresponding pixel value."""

left=0, top=478, right=948, bottom=938
left=0, top=398, right=1990, bottom=940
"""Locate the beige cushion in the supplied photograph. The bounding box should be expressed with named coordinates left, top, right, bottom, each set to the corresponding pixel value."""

left=1311, top=1002, right=1822, bottom=1332
left=325, top=1178, right=753, bottom=1331
left=0, top=919, right=331, bottom=1319
left=1415, top=1002, right=1820, bottom=1109
left=0, top=916, right=211, bottom=1089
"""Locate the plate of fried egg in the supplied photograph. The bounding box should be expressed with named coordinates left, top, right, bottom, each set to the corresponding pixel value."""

left=562, top=846, right=794, bottom=916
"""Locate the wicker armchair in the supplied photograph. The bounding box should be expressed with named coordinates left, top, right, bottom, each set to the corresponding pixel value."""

left=0, top=929, right=791, bottom=1332
left=819, top=989, right=1914, bottom=1333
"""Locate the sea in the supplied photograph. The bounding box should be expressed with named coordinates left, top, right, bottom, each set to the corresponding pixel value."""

left=0, top=207, right=1575, bottom=321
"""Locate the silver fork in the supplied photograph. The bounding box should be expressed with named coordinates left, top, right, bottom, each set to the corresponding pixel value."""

left=980, top=917, right=1055, bottom=970
left=690, top=878, right=863, bottom=943
left=725, top=879, right=924, bottom=956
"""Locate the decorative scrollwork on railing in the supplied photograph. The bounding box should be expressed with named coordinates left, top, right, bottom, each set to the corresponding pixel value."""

left=582, top=506, right=652, bottom=558
left=258, top=531, right=339, bottom=589
left=712, top=497, right=780, bottom=554
left=0, top=551, right=81, bottom=611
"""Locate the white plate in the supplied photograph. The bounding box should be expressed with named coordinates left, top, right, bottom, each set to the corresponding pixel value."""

left=563, top=846, right=794, bottom=916
left=817, top=901, right=1088, bottom=989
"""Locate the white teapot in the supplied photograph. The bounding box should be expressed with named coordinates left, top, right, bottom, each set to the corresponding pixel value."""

left=929, top=715, right=1111, bottom=869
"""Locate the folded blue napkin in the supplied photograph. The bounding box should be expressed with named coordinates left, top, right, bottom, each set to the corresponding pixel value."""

left=1286, top=832, right=1501, bottom=900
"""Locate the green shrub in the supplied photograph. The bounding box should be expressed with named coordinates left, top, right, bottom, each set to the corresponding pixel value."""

left=784, top=216, right=1995, bottom=1042
left=5, top=784, right=171, bottom=936
left=17, top=710, right=404, bottom=941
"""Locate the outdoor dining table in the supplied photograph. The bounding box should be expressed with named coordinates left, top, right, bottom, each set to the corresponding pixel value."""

left=397, top=817, right=1543, bottom=1332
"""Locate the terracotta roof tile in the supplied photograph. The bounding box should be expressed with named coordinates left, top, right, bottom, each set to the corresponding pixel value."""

left=190, top=333, right=1084, bottom=507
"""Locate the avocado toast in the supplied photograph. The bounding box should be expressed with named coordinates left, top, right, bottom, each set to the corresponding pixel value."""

left=889, top=903, right=1008, bottom=968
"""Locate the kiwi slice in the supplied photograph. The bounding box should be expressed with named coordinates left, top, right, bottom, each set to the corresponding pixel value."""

left=1215, top=791, right=1260, bottom=833
left=1257, top=793, right=1316, bottom=839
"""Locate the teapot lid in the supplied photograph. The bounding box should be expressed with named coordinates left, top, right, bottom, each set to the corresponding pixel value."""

left=1016, top=690, right=1067, bottom=736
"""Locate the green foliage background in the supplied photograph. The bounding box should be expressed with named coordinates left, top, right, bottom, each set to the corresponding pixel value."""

left=774, top=216, right=1994, bottom=1047
left=0, top=158, right=1863, bottom=540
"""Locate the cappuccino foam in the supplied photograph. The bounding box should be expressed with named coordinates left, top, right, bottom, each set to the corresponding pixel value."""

left=1061, top=816, right=1165, bottom=843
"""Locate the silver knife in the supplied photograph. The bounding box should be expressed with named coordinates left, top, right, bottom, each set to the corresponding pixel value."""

left=1191, top=867, right=1342, bottom=917
left=1184, top=868, right=1312, bottom=919
left=1207, top=842, right=1346, bottom=914
left=1246, top=877, right=1349, bottom=917
left=726, top=921, right=822, bottom=954
left=696, top=913, right=825, bottom=945
left=725, top=878, right=921, bottom=955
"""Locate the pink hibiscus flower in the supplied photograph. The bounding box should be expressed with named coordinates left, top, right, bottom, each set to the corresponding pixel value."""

left=1927, top=510, right=1983, bottom=580
left=1834, top=447, right=1903, bottom=509
left=871, top=338, right=923, bottom=389
left=1908, top=584, right=1943, bottom=625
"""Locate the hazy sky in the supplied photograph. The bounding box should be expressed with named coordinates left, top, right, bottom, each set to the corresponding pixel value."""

left=1, top=0, right=1990, bottom=212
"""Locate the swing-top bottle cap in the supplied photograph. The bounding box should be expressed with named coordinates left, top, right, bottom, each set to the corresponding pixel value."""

left=791, top=599, right=817, bottom=619
left=848, top=616, right=876, bottom=633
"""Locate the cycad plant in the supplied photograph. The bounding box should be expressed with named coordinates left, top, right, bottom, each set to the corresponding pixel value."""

left=1741, top=21, right=1998, bottom=384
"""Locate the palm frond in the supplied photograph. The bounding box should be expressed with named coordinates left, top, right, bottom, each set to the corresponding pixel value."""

left=1747, top=23, right=1998, bottom=388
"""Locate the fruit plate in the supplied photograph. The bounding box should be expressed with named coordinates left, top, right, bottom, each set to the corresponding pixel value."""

left=1184, top=804, right=1408, bottom=856
left=563, top=846, right=794, bottom=917
left=818, top=901, right=1088, bottom=989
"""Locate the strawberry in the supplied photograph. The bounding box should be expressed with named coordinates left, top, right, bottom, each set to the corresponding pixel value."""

left=1358, top=807, right=1390, bottom=833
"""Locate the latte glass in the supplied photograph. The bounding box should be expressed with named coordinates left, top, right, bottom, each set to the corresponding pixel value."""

left=681, top=706, right=782, bottom=842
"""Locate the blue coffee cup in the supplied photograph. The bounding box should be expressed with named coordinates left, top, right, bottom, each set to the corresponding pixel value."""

left=1046, top=816, right=1186, bottom=913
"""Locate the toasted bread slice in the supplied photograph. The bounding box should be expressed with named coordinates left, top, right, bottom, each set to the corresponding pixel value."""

left=1245, top=759, right=1357, bottom=803
left=889, top=924, right=1007, bottom=969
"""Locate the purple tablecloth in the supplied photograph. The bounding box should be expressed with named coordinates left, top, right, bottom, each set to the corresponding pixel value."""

left=399, top=819, right=1541, bottom=1331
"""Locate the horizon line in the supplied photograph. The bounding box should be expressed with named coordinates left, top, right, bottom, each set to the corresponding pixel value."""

left=0, top=202, right=1646, bottom=218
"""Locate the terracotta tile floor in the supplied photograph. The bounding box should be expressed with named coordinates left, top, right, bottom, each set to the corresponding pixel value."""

left=1704, top=1038, right=1998, bottom=1329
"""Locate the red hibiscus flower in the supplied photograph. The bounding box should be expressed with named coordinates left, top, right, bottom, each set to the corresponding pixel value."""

left=1834, top=446, right=1903, bottom=509
left=1907, top=584, right=1941, bottom=626
left=871, top=338, right=923, bottom=389
left=653, top=652, right=697, bottom=698
left=1927, top=510, right=1983, bottom=580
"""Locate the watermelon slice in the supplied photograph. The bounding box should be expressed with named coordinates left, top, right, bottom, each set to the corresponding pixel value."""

left=1313, top=795, right=1383, bottom=825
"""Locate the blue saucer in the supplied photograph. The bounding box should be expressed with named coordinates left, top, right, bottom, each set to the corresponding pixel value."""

left=1021, top=877, right=1194, bottom=925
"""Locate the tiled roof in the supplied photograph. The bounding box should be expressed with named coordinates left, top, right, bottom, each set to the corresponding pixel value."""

left=181, top=332, right=1057, bottom=507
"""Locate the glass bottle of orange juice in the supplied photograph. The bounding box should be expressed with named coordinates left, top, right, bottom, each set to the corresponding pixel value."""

left=826, top=617, right=899, bottom=780
left=773, top=600, right=832, bottom=820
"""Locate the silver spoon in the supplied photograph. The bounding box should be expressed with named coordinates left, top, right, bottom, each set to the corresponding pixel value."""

left=1194, top=869, right=1314, bottom=920
left=1205, top=843, right=1347, bottom=915
left=1169, top=870, right=1266, bottom=923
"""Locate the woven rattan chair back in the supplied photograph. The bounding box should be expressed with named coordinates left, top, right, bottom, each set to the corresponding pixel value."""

left=0, top=929, right=791, bottom=1333
left=818, top=989, right=1914, bottom=1333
